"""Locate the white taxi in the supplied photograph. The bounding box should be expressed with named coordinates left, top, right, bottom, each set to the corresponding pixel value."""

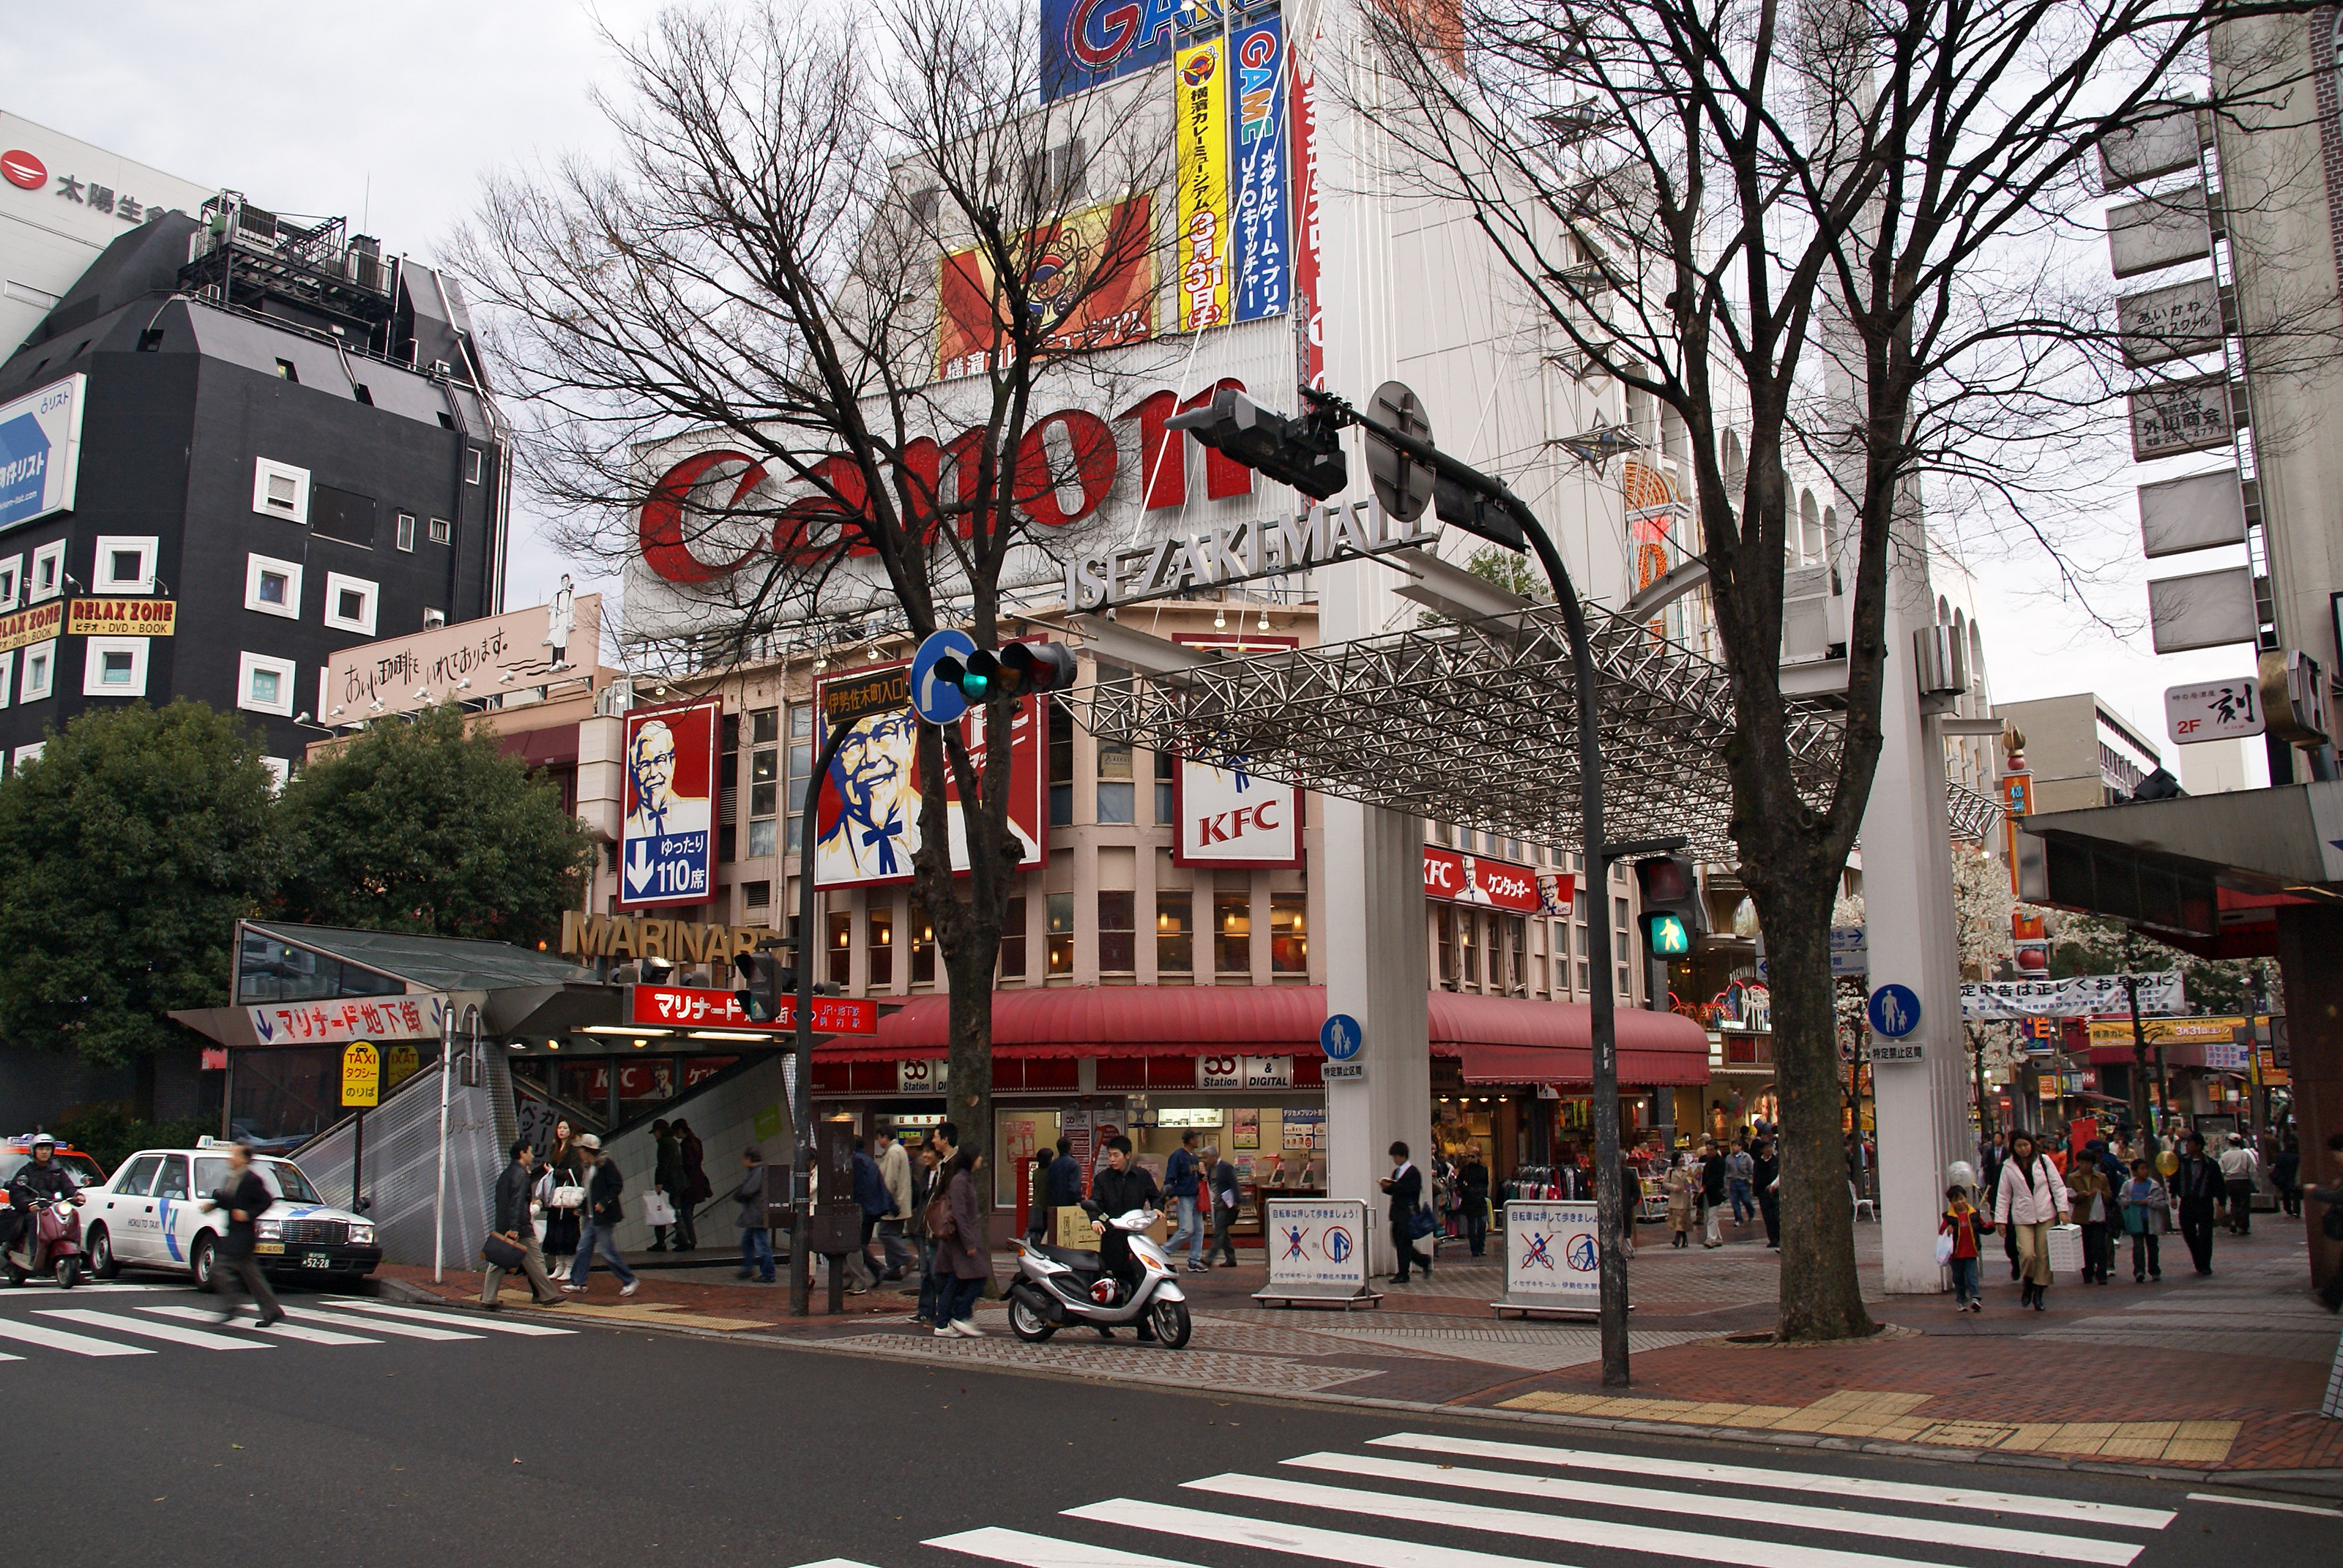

left=82, top=1138, right=381, bottom=1288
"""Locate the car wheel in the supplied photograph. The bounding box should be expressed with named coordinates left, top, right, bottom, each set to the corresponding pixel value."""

left=86, top=1226, right=119, bottom=1281
left=190, top=1233, right=215, bottom=1293
left=1147, top=1298, right=1191, bottom=1349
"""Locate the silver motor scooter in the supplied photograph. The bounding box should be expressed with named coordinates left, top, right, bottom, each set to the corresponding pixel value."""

left=1006, top=1202, right=1191, bottom=1348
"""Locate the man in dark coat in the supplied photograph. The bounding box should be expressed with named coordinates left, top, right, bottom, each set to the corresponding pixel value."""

left=2172, top=1132, right=2224, bottom=1276
left=203, top=1140, right=282, bottom=1327
left=483, top=1137, right=564, bottom=1308
left=1380, top=1140, right=1431, bottom=1283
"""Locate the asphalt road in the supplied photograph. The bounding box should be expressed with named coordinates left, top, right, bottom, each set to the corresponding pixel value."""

left=5, top=1278, right=2335, bottom=1567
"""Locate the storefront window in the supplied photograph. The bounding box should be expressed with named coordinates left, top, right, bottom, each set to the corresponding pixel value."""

left=1048, top=704, right=1074, bottom=825
left=910, top=899, right=935, bottom=985
left=1000, top=895, right=1027, bottom=979
left=1097, top=741, right=1134, bottom=824
left=1046, top=892, right=1074, bottom=974
left=868, top=903, right=894, bottom=987
left=1215, top=882, right=1251, bottom=974
left=827, top=910, right=852, bottom=988
left=1436, top=906, right=1458, bottom=988
left=1270, top=895, right=1307, bottom=972
left=1156, top=892, right=1193, bottom=973
left=1098, top=890, right=1135, bottom=971
left=1458, top=911, right=1478, bottom=988
left=1154, top=750, right=1174, bottom=824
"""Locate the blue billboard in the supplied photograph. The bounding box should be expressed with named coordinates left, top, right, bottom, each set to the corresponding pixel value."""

left=1042, top=0, right=1189, bottom=102
left=1229, top=11, right=1289, bottom=321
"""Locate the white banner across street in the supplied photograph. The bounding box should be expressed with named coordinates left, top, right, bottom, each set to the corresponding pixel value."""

left=1961, top=971, right=2185, bottom=1020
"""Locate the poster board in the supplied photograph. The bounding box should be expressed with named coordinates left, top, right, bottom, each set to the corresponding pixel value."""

left=1253, top=1197, right=1379, bottom=1309
left=1493, top=1200, right=1606, bottom=1318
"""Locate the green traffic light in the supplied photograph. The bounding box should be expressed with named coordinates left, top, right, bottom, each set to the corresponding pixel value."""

left=1642, top=912, right=1691, bottom=956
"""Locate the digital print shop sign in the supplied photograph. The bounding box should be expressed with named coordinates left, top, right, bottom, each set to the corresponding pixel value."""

left=0, top=374, right=86, bottom=534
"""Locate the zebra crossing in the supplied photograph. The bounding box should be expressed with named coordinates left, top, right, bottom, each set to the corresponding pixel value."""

left=855, top=1427, right=2183, bottom=1568
left=0, top=1290, right=575, bottom=1362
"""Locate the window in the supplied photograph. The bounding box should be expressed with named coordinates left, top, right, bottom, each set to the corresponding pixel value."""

left=1154, top=750, right=1175, bottom=824
left=1436, top=906, right=1458, bottom=987
left=827, top=911, right=852, bottom=988
left=1098, top=890, right=1135, bottom=973
left=1048, top=702, right=1074, bottom=825
left=1046, top=892, right=1074, bottom=975
left=11, top=742, right=42, bottom=771
left=275, top=358, right=299, bottom=382
left=422, top=609, right=445, bottom=630
left=1614, top=895, right=1633, bottom=998
left=93, top=537, right=157, bottom=593
left=322, top=572, right=378, bottom=635
left=238, top=651, right=298, bottom=716
left=395, top=512, right=416, bottom=552
left=1156, top=892, right=1193, bottom=974
left=868, top=903, right=894, bottom=988
left=310, top=485, right=377, bottom=547
left=910, top=900, right=936, bottom=985
left=427, top=517, right=451, bottom=545
left=31, top=540, right=64, bottom=602
left=786, top=704, right=813, bottom=848
left=1458, top=911, right=1479, bottom=988
left=20, top=646, right=53, bottom=703
left=244, top=554, right=302, bottom=619
left=718, top=713, right=740, bottom=864
left=153, top=1157, right=190, bottom=1201
left=260, top=758, right=291, bottom=794
left=1554, top=919, right=1573, bottom=996
left=1502, top=915, right=1526, bottom=993
left=1096, top=740, right=1134, bottom=824
left=464, top=447, right=484, bottom=485
left=0, top=651, right=12, bottom=710
left=113, top=1155, right=163, bottom=1198
left=1271, top=895, right=1308, bottom=974
left=999, top=895, right=1027, bottom=979
left=750, top=706, right=780, bottom=824
left=743, top=881, right=772, bottom=914
left=253, top=458, right=311, bottom=524
left=0, top=554, right=16, bottom=611
left=82, top=637, right=149, bottom=697
left=1575, top=911, right=1591, bottom=995
left=1215, top=879, right=1251, bottom=974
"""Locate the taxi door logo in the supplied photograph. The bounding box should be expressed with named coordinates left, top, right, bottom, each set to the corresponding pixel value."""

left=620, top=700, right=720, bottom=908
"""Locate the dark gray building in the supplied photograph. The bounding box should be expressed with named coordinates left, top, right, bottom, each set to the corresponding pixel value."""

left=0, top=193, right=507, bottom=773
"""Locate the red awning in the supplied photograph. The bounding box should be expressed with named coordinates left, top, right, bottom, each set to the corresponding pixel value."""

left=813, top=985, right=1710, bottom=1085
left=499, top=724, right=580, bottom=769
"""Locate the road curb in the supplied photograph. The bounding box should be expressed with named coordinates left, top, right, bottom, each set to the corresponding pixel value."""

left=369, top=1280, right=2343, bottom=1498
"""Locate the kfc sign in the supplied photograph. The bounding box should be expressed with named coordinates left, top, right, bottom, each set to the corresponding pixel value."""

left=638, top=381, right=1253, bottom=586
left=1422, top=845, right=1561, bottom=915
left=1174, top=755, right=1301, bottom=868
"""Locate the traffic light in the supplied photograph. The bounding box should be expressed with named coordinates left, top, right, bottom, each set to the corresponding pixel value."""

left=734, top=949, right=785, bottom=1022
left=1166, top=388, right=1349, bottom=499
left=1631, top=854, right=1708, bottom=960
left=934, top=640, right=1077, bottom=703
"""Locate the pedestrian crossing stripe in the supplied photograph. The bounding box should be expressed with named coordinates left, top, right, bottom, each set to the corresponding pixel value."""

left=0, top=1298, right=581, bottom=1360
left=928, top=1530, right=1191, bottom=1568
left=1366, top=1432, right=2175, bottom=1530
left=1067, top=1497, right=1577, bottom=1568
left=1281, top=1452, right=2139, bottom=1566
left=40, top=1309, right=267, bottom=1351
left=324, top=1298, right=576, bottom=1336
left=143, top=1304, right=379, bottom=1345
left=0, top=1317, right=151, bottom=1357
left=277, top=1305, right=483, bottom=1340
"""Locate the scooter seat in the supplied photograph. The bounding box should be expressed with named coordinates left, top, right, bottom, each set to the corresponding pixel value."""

left=1039, top=1244, right=1103, bottom=1272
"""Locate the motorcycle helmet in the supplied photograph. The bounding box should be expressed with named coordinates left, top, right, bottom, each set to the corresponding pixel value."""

left=28, top=1133, right=54, bottom=1158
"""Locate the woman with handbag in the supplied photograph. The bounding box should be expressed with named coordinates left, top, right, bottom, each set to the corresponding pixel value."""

left=930, top=1143, right=991, bottom=1337
left=541, top=1119, right=584, bottom=1263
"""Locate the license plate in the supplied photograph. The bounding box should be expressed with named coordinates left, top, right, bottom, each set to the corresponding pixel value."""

left=300, top=1255, right=332, bottom=1269
left=253, top=1242, right=284, bottom=1255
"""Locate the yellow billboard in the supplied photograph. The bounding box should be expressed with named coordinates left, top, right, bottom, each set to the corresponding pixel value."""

left=1174, top=37, right=1231, bottom=333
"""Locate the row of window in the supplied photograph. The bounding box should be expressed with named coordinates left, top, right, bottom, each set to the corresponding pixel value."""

left=0, top=539, right=67, bottom=611
left=254, top=457, right=454, bottom=550
left=242, top=554, right=408, bottom=635
left=0, top=635, right=304, bottom=716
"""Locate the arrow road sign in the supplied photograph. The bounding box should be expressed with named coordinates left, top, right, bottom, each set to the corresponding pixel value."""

left=910, top=629, right=979, bottom=725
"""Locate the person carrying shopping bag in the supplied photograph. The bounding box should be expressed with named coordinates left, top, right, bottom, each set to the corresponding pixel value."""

left=1992, top=1131, right=2070, bottom=1311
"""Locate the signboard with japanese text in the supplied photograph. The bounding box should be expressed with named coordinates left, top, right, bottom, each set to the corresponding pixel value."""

left=2129, top=376, right=2238, bottom=460
left=631, top=982, right=878, bottom=1037
left=247, top=994, right=442, bottom=1048
left=2165, top=676, right=2262, bottom=744
left=1501, top=1200, right=1601, bottom=1311
left=2085, top=1015, right=2248, bottom=1050
left=0, top=373, right=85, bottom=532
left=340, top=1042, right=381, bottom=1108
left=936, top=197, right=1155, bottom=379
left=619, top=699, right=720, bottom=908
left=0, top=600, right=62, bottom=655
left=1174, top=37, right=1232, bottom=332
left=322, top=593, right=600, bottom=723
left=1423, top=844, right=1545, bottom=914
left=65, top=597, right=175, bottom=637
left=1963, top=971, right=2185, bottom=1020
left=1174, top=753, right=1301, bottom=867
left=2117, top=276, right=2224, bottom=367
left=812, top=656, right=1043, bottom=890
left=1290, top=20, right=1324, bottom=387
left=582, top=1057, right=734, bottom=1102
left=1229, top=12, right=1289, bottom=322
left=1261, top=1198, right=1371, bottom=1298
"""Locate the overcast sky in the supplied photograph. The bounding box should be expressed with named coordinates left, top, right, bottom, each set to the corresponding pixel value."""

left=2, top=1, right=2260, bottom=777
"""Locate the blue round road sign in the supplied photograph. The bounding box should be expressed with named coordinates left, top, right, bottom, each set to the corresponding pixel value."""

left=909, top=629, right=978, bottom=725
left=1319, top=1013, right=1363, bottom=1061
left=1867, top=983, right=1921, bottom=1039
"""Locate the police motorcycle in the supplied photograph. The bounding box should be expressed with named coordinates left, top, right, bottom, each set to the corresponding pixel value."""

left=1005, top=1199, right=1192, bottom=1349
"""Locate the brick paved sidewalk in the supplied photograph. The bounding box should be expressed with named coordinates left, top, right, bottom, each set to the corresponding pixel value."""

left=379, top=1216, right=2342, bottom=1483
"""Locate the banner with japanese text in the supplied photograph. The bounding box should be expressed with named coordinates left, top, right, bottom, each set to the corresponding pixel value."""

left=1174, top=37, right=1232, bottom=332
left=1229, top=12, right=1289, bottom=321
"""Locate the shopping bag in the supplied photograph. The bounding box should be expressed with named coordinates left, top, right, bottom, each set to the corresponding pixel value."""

left=642, top=1192, right=677, bottom=1227
left=2044, top=1222, right=2084, bottom=1275
left=1933, top=1232, right=1955, bottom=1268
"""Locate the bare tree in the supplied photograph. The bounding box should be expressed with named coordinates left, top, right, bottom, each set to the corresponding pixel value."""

left=1363, top=0, right=2325, bottom=1338
left=459, top=0, right=1175, bottom=1171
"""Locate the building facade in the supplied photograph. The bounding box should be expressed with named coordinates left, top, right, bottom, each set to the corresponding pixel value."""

left=1993, top=692, right=2165, bottom=814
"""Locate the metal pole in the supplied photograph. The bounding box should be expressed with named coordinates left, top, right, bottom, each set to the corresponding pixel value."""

left=433, top=1002, right=454, bottom=1284
left=791, top=717, right=857, bottom=1317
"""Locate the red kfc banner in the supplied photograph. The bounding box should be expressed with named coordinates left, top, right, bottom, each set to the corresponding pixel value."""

left=618, top=699, right=720, bottom=909
left=1423, top=845, right=1564, bottom=915
left=584, top=1057, right=736, bottom=1101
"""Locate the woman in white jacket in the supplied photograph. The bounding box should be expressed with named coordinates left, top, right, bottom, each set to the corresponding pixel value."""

left=1993, top=1131, right=2071, bottom=1311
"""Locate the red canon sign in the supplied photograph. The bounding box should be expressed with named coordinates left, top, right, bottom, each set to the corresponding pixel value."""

left=1423, top=845, right=1566, bottom=915
left=639, top=380, right=1254, bottom=583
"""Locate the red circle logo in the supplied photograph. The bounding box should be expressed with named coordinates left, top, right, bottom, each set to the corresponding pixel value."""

left=1, top=149, right=46, bottom=191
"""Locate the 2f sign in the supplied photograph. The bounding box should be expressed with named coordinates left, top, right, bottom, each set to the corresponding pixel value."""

left=2164, top=678, right=2262, bottom=744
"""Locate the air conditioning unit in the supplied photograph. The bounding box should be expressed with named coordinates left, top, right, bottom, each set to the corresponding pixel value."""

left=1781, top=564, right=1846, bottom=662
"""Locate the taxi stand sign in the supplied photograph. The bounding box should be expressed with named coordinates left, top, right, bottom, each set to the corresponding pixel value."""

left=341, top=1041, right=381, bottom=1108
left=1493, top=1199, right=1604, bottom=1318
left=1252, top=1198, right=1382, bottom=1308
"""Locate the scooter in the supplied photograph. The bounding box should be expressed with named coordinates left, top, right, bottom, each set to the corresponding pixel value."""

left=3, top=1192, right=86, bottom=1289
left=1005, top=1201, right=1191, bottom=1348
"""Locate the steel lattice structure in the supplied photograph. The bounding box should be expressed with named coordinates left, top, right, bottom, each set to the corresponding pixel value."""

left=1945, top=779, right=2006, bottom=843
left=1074, top=600, right=1855, bottom=860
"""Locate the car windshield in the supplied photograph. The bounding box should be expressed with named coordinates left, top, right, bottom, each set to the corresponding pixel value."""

left=192, top=1157, right=324, bottom=1205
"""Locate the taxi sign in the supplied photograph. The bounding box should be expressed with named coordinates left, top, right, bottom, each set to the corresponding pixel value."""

left=341, top=1041, right=381, bottom=1108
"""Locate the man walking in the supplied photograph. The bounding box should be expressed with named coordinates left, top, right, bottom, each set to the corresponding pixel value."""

left=875, top=1129, right=914, bottom=1282
left=735, top=1146, right=775, bottom=1284
left=201, top=1139, right=283, bottom=1328
left=564, top=1134, right=640, bottom=1296
left=483, top=1137, right=565, bottom=1309
left=1164, top=1129, right=1206, bottom=1273
left=649, top=1119, right=685, bottom=1251
left=1202, top=1143, right=1241, bottom=1266
left=2218, top=1134, right=2257, bottom=1236
left=674, top=1117, right=708, bottom=1250
left=1044, top=1138, right=1084, bottom=1242
left=1751, top=1137, right=1781, bottom=1250
left=2173, top=1132, right=2222, bottom=1276
left=848, top=1136, right=890, bottom=1293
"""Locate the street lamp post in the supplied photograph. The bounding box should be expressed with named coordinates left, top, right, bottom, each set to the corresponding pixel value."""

left=788, top=717, right=857, bottom=1317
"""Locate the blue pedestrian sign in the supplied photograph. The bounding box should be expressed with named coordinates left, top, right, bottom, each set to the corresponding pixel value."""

left=1319, top=1013, right=1363, bottom=1061
left=1867, top=983, right=1921, bottom=1039
left=909, top=629, right=978, bottom=725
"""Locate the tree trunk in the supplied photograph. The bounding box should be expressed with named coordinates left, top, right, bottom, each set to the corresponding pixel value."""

left=1755, top=871, right=1877, bottom=1343
left=944, top=927, right=997, bottom=1194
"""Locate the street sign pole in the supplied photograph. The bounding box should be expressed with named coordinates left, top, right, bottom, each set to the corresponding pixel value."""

left=790, top=713, right=858, bottom=1317
left=434, top=1004, right=453, bottom=1284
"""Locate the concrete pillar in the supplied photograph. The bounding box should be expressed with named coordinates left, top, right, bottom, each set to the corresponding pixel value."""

left=1859, top=543, right=1972, bottom=1293
left=1321, top=796, right=1431, bottom=1272
left=2275, top=906, right=2343, bottom=1295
